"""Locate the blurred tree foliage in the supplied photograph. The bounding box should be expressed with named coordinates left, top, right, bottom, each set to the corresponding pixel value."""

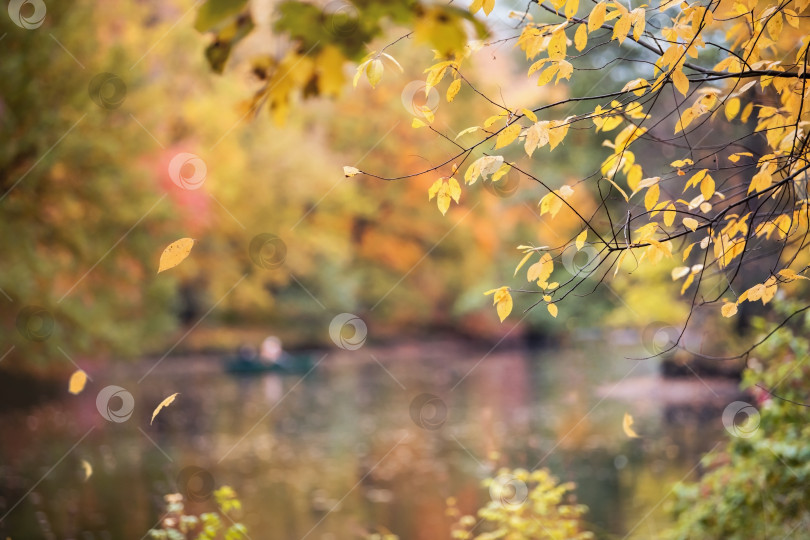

left=0, top=1, right=177, bottom=367
left=3, top=0, right=622, bottom=371
left=664, top=303, right=810, bottom=539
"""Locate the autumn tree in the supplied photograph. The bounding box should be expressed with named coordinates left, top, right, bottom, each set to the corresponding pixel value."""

left=196, top=0, right=810, bottom=360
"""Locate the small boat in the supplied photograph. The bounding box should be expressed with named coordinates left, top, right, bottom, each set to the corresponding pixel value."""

left=224, top=351, right=316, bottom=375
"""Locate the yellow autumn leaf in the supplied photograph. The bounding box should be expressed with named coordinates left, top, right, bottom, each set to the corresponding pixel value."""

left=576, top=230, right=587, bottom=250
left=448, top=177, right=461, bottom=202
left=613, top=13, right=632, bottom=44
left=565, top=0, right=579, bottom=19
left=496, top=294, right=513, bottom=322
left=683, top=217, right=699, bottom=231
left=622, top=412, right=640, bottom=438
left=724, top=97, right=740, bottom=121
left=674, top=107, right=696, bottom=134
left=68, top=370, right=87, bottom=395
left=548, top=120, right=570, bottom=150
left=721, top=302, right=738, bottom=317
left=700, top=174, right=715, bottom=200
left=495, top=123, right=522, bottom=149
left=547, top=303, right=558, bottom=318
left=158, top=238, right=195, bottom=273
left=741, top=101, right=754, bottom=123
left=365, top=58, right=384, bottom=88
left=527, top=253, right=554, bottom=283
left=548, top=31, right=567, bottom=60
left=671, top=266, right=690, bottom=280
left=446, top=79, right=461, bottom=102
left=556, top=60, right=574, bottom=83
left=644, top=183, right=660, bottom=211
left=437, top=184, right=452, bottom=215
left=151, top=392, right=180, bottom=424
left=485, top=287, right=513, bottom=322
left=514, top=251, right=534, bottom=277
left=343, top=166, right=361, bottom=177
left=574, top=23, right=588, bottom=51
left=672, top=68, right=689, bottom=96
left=428, top=178, right=443, bottom=200
left=80, top=459, right=93, bottom=481
left=589, top=2, right=607, bottom=32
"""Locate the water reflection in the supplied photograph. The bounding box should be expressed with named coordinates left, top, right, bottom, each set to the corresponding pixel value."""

left=0, top=342, right=741, bottom=539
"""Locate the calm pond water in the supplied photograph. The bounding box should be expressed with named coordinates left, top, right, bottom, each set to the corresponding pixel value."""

left=0, top=340, right=741, bottom=539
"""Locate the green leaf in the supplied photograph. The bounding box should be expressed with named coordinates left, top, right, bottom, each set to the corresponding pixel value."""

left=194, top=0, right=249, bottom=32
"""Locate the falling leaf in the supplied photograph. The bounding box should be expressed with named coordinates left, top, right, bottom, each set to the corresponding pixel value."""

left=80, top=459, right=93, bottom=481
left=151, top=392, right=180, bottom=424
left=343, top=166, right=360, bottom=177
left=622, top=413, right=640, bottom=438
left=68, top=370, right=87, bottom=395
left=158, top=238, right=195, bottom=274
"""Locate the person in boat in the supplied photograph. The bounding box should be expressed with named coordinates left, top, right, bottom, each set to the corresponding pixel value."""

left=236, top=343, right=257, bottom=363
left=259, top=336, right=284, bottom=366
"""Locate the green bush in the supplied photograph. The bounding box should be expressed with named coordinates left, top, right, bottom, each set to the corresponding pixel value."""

left=664, top=304, right=810, bottom=539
